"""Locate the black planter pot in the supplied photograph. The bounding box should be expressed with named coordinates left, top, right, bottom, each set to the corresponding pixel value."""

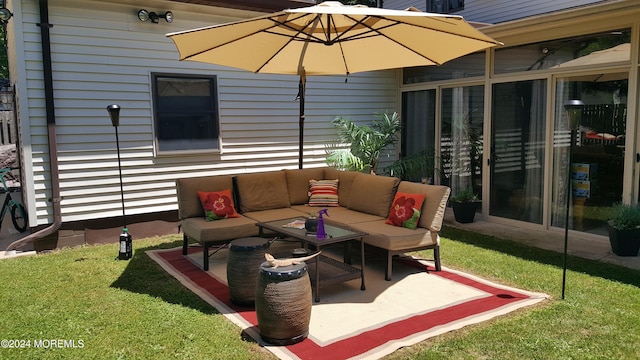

left=451, top=201, right=479, bottom=224
left=305, top=217, right=318, bottom=233
left=607, top=223, right=640, bottom=256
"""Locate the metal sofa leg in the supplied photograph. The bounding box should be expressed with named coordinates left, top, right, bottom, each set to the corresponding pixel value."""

left=203, top=242, right=210, bottom=271
left=182, top=234, right=189, bottom=255
left=385, top=251, right=393, bottom=281
left=434, top=245, right=442, bottom=271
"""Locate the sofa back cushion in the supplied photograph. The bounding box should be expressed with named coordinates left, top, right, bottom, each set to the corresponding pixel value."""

left=348, top=173, right=400, bottom=218
left=324, top=168, right=359, bottom=208
left=176, top=175, right=234, bottom=219
left=285, top=168, right=326, bottom=205
left=397, top=181, right=451, bottom=231
left=235, top=171, right=290, bottom=212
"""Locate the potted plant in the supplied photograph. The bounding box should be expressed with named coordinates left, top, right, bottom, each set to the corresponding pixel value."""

left=449, top=188, right=480, bottom=223
left=325, top=112, right=402, bottom=174
left=383, top=149, right=439, bottom=184
left=606, top=203, right=640, bottom=256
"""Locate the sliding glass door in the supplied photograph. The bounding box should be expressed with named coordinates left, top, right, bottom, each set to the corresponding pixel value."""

left=441, top=85, right=484, bottom=198
left=552, top=74, right=628, bottom=235
left=489, top=80, right=547, bottom=223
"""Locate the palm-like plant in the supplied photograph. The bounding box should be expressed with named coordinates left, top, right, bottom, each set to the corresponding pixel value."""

left=326, top=112, right=402, bottom=174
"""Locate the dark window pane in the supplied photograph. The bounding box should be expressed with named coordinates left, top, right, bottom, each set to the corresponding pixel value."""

left=152, top=74, right=219, bottom=152
left=427, top=0, right=464, bottom=13
left=403, top=51, right=484, bottom=84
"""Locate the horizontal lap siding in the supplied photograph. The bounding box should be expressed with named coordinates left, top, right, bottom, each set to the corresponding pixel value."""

left=455, top=0, right=606, bottom=23
left=384, top=0, right=425, bottom=11
left=21, top=0, right=398, bottom=223
left=385, top=0, right=605, bottom=23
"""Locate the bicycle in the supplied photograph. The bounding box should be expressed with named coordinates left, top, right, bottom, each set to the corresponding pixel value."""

left=0, top=167, right=27, bottom=233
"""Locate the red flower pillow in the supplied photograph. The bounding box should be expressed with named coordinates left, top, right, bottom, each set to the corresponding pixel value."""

left=385, top=192, right=426, bottom=229
left=197, top=189, right=239, bottom=221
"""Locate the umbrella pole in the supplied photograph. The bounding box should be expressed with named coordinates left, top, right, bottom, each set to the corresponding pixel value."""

left=298, top=74, right=306, bottom=169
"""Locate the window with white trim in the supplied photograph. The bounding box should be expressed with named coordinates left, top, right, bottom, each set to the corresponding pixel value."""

left=152, top=73, right=220, bottom=153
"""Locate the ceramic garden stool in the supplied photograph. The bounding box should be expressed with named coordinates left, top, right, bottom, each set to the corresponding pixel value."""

left=255, top=262, right=312, bottom=345
left=226, top=237, right=270, bottom=306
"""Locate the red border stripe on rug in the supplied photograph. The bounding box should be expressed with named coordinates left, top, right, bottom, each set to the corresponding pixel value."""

left=154, top=247, right=538, bottom=360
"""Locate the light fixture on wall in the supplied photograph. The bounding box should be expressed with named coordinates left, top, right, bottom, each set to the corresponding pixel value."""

left=138, top=9, right=173, bottom=24
left=0, top=0, right=13, bottom=24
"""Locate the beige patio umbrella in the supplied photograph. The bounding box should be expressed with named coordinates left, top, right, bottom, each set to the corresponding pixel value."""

left=167, top=1, right=501, bottom=168
left=552, top=43, right=630, bottom=82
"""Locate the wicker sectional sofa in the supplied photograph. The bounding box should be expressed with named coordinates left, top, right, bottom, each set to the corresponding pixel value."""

left=176, top=168, right=450, bottom=280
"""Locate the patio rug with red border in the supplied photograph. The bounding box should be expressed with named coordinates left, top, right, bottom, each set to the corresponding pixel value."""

left=147, top=244, right=547, bottom=360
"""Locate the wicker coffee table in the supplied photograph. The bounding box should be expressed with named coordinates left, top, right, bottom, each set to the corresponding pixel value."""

left=256, top=218, right=368, bottom=302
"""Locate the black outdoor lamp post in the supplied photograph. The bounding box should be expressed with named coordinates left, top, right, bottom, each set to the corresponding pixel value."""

left=562, top=99, right=584, bottom=299
left=107, top=104, right=132, bottom=260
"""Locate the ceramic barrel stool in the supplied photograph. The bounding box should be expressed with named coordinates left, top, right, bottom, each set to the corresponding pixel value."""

left=226, top=237, right=270, bottom=306
left=255, top=262, right=312, bottom=345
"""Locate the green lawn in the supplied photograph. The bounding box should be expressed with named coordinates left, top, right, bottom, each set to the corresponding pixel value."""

left=1, top=228, right=639, bottom=359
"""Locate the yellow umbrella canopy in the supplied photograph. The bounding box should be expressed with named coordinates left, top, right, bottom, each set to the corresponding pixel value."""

left=167, top=1, right=501, bottom=167
left=552, top=43, right=629, bottom=82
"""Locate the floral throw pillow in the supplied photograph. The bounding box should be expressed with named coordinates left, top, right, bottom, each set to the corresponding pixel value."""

left=197, top=189, right=240, bottom=221
left=308, top=179, right=339, bottom=207
left=385, top=192, right=426, bottom=229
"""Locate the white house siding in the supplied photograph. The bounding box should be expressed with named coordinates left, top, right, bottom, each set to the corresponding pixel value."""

left=455, top=0, right=608, bottom=23
left=383, top=0, right=607, bottom=23
left=383, top=0, right=425, bottom=11
left=15, top=0, right=399, bottom=225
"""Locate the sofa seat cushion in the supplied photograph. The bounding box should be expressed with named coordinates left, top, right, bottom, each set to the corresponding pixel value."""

left=285, top=168, right=326, bottom=205
left=348, top=220, right=438, bottom=251
left=243, top=207, right=309, bottom=223
left=182, top=215, right=258, bottom=243
left=235, top=171, right=290, bottom=212
left=348, top=173, right=400, bottom=218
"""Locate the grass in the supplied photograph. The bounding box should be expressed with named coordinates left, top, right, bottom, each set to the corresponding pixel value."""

left=1, top=229, right=639, bottom=359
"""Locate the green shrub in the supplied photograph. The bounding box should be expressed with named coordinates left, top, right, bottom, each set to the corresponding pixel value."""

left=450, top=188, right=479, bottom=203
left=608, top=202, right=640, bottom=230
left=326, top=112, right=401, bottom=174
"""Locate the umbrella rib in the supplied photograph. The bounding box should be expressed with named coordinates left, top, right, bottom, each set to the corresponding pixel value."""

left=265, top=14, right=335, bottom=45
left=178, top=13, right=313, bottom=62
left=256, top=15, right=323, bottom=73
left=334, top=15, right=500, bottom=45
left=337, top=15, right=499, bottom=65
left=326, top=14, right=350, bottom=75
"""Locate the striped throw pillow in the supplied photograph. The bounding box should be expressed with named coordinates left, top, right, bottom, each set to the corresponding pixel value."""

left=308, top=179, right=339, bottom=207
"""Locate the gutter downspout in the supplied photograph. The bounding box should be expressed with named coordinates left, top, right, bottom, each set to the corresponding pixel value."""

left=6, top=0, right=62, bottom=251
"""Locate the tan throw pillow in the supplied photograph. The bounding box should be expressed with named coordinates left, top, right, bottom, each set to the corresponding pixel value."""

left=308, top=179, right=339, bottom=207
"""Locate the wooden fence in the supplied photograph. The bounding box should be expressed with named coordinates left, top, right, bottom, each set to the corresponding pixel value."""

left=0, top=85, right=16, bottom=145
left=0, top=110, right=16, bottom=145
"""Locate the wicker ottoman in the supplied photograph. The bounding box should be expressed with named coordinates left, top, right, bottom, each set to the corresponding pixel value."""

left=255, top=262, right=311, bottom=345
left=226, top=237, right=270, bottom=307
